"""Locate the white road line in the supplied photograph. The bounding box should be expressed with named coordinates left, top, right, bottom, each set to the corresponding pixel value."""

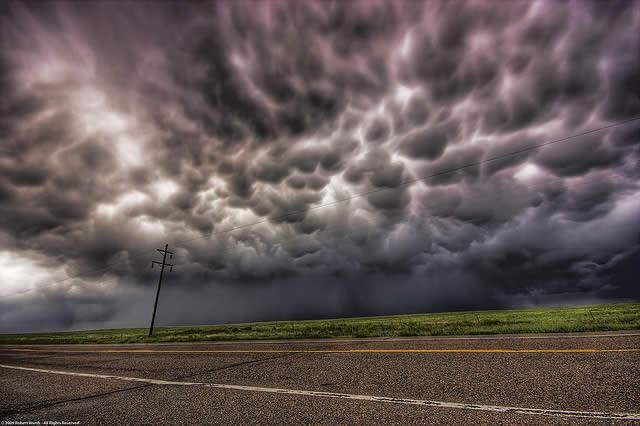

left=1, top=364, right=638, bottom=421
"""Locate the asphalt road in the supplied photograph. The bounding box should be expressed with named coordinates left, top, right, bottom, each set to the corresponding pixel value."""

left=1, top=330, right=639, bottom=424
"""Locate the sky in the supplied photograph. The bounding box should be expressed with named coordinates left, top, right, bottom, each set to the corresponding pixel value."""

left=1, top=0, right=639, bottom=333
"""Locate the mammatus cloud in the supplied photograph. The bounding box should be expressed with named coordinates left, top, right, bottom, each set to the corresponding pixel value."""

left=1, top=0, right=639, bottom=332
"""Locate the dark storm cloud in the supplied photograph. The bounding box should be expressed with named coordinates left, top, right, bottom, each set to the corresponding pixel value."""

left=418, top=144, right=484, bottom=186
left=1, top=0, right=639, bottom=332
left=534, top=133, right=623, bottom=177
left=405, top=93, right=430, bottom=126
left=399, top=125, right=452, bottom=160
left=364, top=118, right=391, bottom=143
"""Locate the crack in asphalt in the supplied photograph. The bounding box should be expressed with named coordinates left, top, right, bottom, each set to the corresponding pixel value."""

left=3, top=363, right=640, bottom=421
left=0, top=352, right=299, bottom=419
left=0, top=384, right=153, bottom=418
left=167, top=351, right=300, bottom=382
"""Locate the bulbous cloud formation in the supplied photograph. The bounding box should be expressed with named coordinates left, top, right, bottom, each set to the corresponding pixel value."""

left=1, top=0, right=639, bottom=332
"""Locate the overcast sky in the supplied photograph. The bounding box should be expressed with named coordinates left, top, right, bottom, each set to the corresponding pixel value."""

left=1, top=0, right=639, bottom=333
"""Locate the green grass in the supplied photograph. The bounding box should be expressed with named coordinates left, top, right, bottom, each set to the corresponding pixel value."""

left=1, top=302, right=639, bottom=345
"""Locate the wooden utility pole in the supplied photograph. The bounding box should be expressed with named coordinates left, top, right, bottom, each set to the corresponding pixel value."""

left=149, top=244, right=174, bottom=337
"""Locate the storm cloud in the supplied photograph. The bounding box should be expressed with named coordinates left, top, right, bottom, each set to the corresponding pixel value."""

left=1, top=0, right=639, bottom=332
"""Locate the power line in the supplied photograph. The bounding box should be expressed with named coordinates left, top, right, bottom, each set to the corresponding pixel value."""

left=20, top=159, right=640, bottom=294
left=173, top=116, right=640, bottom=247
left=171, top=161, right=640, bottom=265
left=19, top=116, right=640, bottom=289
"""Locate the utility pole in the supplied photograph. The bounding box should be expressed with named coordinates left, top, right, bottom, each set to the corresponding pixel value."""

left=149, top=244, right=174, bottom=337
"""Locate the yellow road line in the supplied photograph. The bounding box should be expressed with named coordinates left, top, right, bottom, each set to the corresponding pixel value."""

left=2, top=348, right=640, bottom=354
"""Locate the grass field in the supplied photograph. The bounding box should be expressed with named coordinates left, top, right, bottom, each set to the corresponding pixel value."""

left=1, top=302, right=639, bottom=345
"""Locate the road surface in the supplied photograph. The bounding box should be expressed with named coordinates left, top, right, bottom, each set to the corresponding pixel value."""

left=1, top=330, right=640, bottom=424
